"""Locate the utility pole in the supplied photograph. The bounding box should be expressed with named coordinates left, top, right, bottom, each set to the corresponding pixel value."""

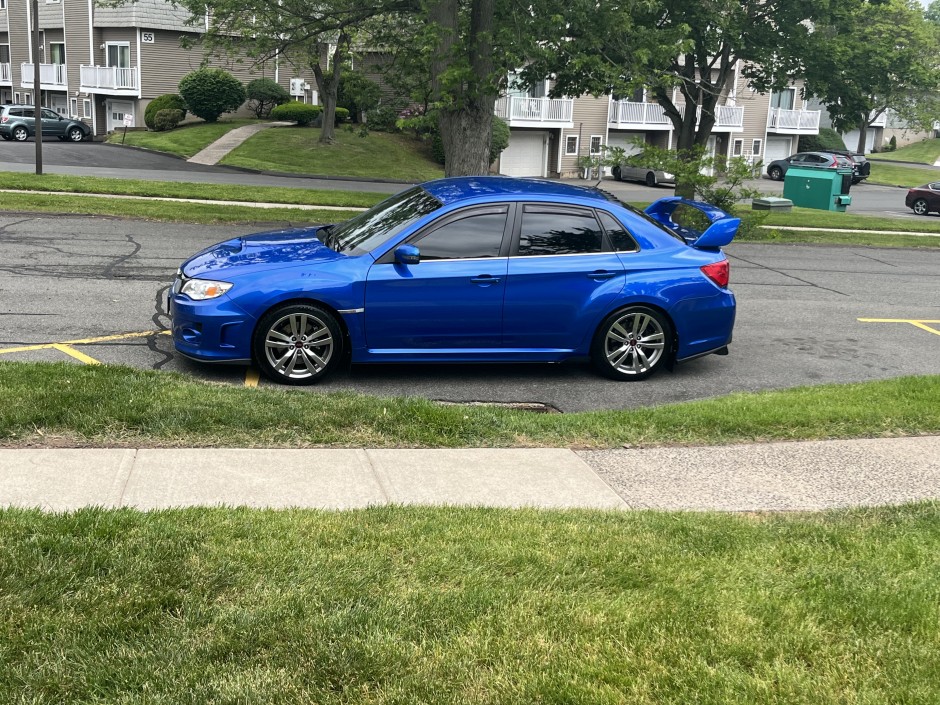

left=31, top=0, right=43, bottom=175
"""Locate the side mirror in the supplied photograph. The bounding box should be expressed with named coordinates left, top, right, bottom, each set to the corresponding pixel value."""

left=394, top=244, right=420, bottom=265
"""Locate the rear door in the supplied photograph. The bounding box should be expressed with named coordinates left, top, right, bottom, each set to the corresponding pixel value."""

left=503, top=204, right=625, bottom=352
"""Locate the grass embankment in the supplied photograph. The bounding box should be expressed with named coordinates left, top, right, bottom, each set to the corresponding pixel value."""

left=105, top=118, right=258, bottom=158
left=868, top=137, right=940, bottom=165
left=221, top=126, right=445, bottom=181
left=867, top=161, right=940, bottom=188
left=0, top=363, right=937, bottom=448
left=2, top=503, right=939, bottom=703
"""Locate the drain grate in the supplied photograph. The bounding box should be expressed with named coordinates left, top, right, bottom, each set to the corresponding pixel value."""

left=435, top=400, right=561, bottom=414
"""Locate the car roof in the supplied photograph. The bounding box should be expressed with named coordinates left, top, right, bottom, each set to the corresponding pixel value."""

left=421, top=176, right=611, bottom=206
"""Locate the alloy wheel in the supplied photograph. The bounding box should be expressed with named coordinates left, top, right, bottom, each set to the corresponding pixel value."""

left=602, top=309, right=667, bottom=377
left=68, top=127, right=84, bottom=142
left=912, top=199, right=928, bottom=216
left=12, top=127, right=28, bottom=142
left=262, top=310, right=335, bottom=381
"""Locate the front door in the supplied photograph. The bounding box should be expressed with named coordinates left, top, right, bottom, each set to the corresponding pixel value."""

left=364, top=205, right=511, bottom=354
left=39, top=108, right=66, bottom=137
left=106, top=100, right=134, bottom=132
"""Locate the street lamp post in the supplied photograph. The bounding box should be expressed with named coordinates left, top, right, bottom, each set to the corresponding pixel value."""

left=31, top=0, right=42, bottom=175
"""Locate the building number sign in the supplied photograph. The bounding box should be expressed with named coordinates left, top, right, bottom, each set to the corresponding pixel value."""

left=142, top=32, right=155, bottom=43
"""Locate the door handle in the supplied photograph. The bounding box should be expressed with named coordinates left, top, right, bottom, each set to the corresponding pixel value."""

left=588, top=270, right=618, bottom=281
left=470, top=275, right=501, bottom=285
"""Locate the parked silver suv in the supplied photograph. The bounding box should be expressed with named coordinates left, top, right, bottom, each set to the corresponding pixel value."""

left=0, top=105, right=93, bottom=142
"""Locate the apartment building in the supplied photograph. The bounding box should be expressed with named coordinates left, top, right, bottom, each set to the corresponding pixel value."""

left=0, top=0, right=317, bottom=137
left=495, top=63, right=821, bottom=178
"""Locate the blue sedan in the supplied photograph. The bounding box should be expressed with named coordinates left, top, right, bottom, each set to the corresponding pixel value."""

left=170, top=177, right=737, bottom=384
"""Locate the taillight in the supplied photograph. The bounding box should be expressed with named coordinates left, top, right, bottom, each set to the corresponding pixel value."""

left=701, top=260, right=729, bottom=288
left=0, top=116, right=7, bottom=123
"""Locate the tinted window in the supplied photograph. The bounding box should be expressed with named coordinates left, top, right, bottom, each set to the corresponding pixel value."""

left=8, top=108, right=22, bottom=117
left=41, top=109, right=58, bottom=120
left=518, top=207, right=602, bottom=256
left=598, top=211, right=638, bottom=252
left=331, top=187, right=442, bottom=256
left=416, top=210, right=507, bottom=260
left=21, top=109, right=34, bottom=118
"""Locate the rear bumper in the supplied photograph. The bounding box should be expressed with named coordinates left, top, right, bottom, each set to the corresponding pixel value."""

left=671, top=290, right=736, bottom=360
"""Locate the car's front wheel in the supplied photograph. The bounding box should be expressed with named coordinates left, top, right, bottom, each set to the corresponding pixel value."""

left=591, top=306, right=672, bottom=381
left=911, top=198, right=929, bottom=216
left=768, top=166, right=783, bottom=181
left=12, top=126, right=28, bottom=142
left=611, top=165, right=622, bottom=181
left=253, top=303, right=343, bottom=385
left=67, top=127, right=85, bottom=142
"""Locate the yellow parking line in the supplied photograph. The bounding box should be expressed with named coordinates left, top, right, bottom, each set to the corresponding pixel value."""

left=0, top=330, right=171, bottom=356
left=51, top=344, right=102, bottom=365
left=244, top=368, right=260, bottom=387
left=858, top=318, right=940, bottom=336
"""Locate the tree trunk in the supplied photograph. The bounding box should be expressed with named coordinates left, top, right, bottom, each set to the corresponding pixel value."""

left=440, top=105, right=493, bottom=176
left=312, top=37, right=347, bottom=145
left=856, top=117, right=869, bottom=154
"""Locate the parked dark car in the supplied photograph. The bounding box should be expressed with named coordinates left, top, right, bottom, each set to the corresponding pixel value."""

left=0, top=105, right=92, bottom=142
left=829, top=149, right=870, bottom=184
left=905, top=182, right=940, bottom=216
left=765, top=151, right=855, bottom=181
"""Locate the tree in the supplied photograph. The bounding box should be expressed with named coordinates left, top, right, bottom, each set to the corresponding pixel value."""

left=522, top=0, right=843, bottom=197
left=173, top=0, right=413, bottom=144
left=927, top=0, right=940, bottom=24
left=337, top=71, right=382, bottom=122
left=246, top=78, right=291, bottom=118
left=802, top=0, right=940, bottom=153
left=178, top=68, right=246, bottom=122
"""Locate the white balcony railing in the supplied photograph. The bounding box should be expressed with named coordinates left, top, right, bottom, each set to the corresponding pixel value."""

left=21, top=62, right=67, bottom=87
left=494, top=96, right=574, bottom=125
left=713, top=105, right=744, bottom=129
left=0, top=63, right=11, bottom=84
left=608, top=100, right=670, bottom=128
left=768, top=107, right=821, bottom=132
left=868, top=111, right=888, bottom=128
left=80, top=65, right=138, bottom=92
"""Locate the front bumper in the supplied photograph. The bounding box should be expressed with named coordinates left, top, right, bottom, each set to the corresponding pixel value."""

left=169, top=287, right=256, bottom=363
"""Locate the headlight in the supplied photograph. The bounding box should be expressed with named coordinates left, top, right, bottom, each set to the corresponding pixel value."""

left=180, top=278, right=233, bottom=300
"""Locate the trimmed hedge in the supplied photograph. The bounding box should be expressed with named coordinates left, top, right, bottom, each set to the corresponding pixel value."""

left=153, top=109, right=184, bottom=132
left=144, top=94, right=187, bottom=130
left=178, top=69, right=246, bottom=123
left=271, top=102, right=322, bottom=126
left=246, top=78, right=291, bottom=118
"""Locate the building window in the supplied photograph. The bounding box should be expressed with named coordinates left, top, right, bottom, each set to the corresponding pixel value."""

left=589, top=135, right=603, bottom=155
left=751, top=139, right=762, bottom=156
left=14, top=92, right=20, bottom=104
left=732, top=139, right=743, bottom=157
left=49, top=43, right=66, bottom=65
left=23, top=92, right=31, bottom=104
left=770, top=88, right=795, bottom=110
left=70, top=98, right=78, bottom=117
left=0, top=1, right=6, bottom=9
left=83, top=99, right=92, bottom=118
left=106, top=43, right=131, bottom=69
left=564, top=135, right=578, bottom=155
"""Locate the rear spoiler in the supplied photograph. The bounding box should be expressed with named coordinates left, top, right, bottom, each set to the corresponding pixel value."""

left=644, top=197, right=740, bottom=249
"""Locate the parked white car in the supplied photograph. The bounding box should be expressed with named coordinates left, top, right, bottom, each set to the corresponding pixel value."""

left=612, top=163, right=675, bottom=187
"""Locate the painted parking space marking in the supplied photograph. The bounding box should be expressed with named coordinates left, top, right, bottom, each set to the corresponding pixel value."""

left=0, top=330, right=172, bottom=363
left=858, top=319, right=940, bottom=336
left=244, top=368, right=260, bottom=387
left=50, top=344, right=102, bottom=365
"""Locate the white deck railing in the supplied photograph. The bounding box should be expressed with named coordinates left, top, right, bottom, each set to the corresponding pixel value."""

left=495, top=96, right=574, bottom=124
left=21, top=63, right=67, bottom=86
left=80, top=65, right=138, bottom=91
left=768, top=107, right=821, bottom=131
left=608, top=100, right=670, bottom=127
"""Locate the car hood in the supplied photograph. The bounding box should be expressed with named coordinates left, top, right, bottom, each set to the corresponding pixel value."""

left=182, top=226, right=345, bottom=278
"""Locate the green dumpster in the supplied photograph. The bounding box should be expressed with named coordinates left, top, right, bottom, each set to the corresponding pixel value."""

left=782, top=166, right=853, bottom=212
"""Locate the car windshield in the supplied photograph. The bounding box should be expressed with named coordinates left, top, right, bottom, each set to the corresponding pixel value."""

left=595, top=189, right=685, bottom=243
left=325, top=187, right=442, bottom=256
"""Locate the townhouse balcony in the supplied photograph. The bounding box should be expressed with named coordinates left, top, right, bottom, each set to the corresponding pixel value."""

left=868, top=111, right=887, bottom=128
left=494, top=96, right=574, bottom=128
left=0, top=62, right=11, bottom=85
left=608, top=100, right=672, bottom=130
left=20, top=63, right=67, bottom=90
left=80, top=65, right=139, bottom=95
left=767, top=107, right=821, bottom=134
left=705, top=105, right=744, bottom=132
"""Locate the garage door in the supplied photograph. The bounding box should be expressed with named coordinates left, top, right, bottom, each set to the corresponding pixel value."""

left=764, top=137, right=792, bottom=164
left=499, top=131, right=546, bottom=177
left=605, top=132, right=644, bottom=175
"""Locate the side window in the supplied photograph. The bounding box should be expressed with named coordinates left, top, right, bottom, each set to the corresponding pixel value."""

left=41, top=109, right=58, bottom=120
left=22, top=109, right=34, bottom=119
left=517, top=206, right=602, bottom=256
left=598, top=211, right=639, bottom=253
left=415, top=209, right=508, bottom=260
left=8, top=108, right=22, bottom=117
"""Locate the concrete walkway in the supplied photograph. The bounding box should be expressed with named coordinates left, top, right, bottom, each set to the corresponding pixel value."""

left=187, top=121, right=291, bottom=165
left=2, top=436, right=937, bottom=513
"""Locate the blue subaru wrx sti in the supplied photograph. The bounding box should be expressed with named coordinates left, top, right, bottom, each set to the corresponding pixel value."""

left=170, top=177, right=737, bottom=385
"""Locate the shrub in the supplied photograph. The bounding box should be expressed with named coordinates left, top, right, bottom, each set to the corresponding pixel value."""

left=334, top=107, right=350, bottom=124
left=246, top=78, right=291, bottom=119
left=888, top=135, right=898, bottom=152
left=271, top=101, right=322, bottom=126
left=798, top=127, right=845, bottom=152
left=366, top=106, right=399, bottom=132
left=490, top=117, right=509, bottom=163
left=144, top=94, right=187, bottom=130
left=178, top=69, right=246, bottom=123
left=337, top=72, right=382, bottom=122
left=153, top=109, right=184, bottom=132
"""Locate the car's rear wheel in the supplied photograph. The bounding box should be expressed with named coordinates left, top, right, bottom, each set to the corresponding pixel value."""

left=12, top=126, right=28, bottom=142
left=645, top=171, right=657, bottom=187
left=253, top=303, right=343, bottom=385
left=912, top=198, right=929, bottom=216
left=768, top=166, right=783, bottom=181
left=1, top=134, right=11, bottom=141
left=612, top=165, right=622, bottom=181
left=591, top=306, right=671, bottom=381
left=67, top=127, right=85, bottom=142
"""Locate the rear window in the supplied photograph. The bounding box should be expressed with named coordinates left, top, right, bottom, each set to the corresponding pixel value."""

left=596, top=189, right=684, bottom=243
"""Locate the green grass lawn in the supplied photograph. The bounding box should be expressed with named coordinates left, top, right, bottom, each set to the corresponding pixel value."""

left=221, top=126, right=446, bottom=181
left=106, top=118, right=258, bottom=158
left=868, top=137, right=940, bottom=165
left=1, top=503, right=939, bottom=703
left=0, top=363, right=937, bottom=448
left=866, top=161, right=940, bottom=188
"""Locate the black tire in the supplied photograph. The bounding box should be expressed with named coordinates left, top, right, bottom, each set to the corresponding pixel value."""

left=1, top=134, right=11, bottom=141
left=645, top=171, right=657, bottom=187
left=68, top=127, right=85, bottom=142
left=768, top=166, right=783, bottom=181
left=253, top=303, right=343, bottom=385
left=12, top=126, right=28, bottom=142
left=912, top=198, right=929, bottom=216
left=591, top=305, right=672, bottom=381
left=57, top=136, right=66, bottom=141
left=612, top=165, right=622, bottom=181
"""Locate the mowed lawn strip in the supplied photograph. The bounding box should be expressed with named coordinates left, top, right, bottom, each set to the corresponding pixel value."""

left=221, top=126, right=446, bottom=181
left=0, top=363, right=937, bottom=448
left=105, top=119, right=258, bottom=158
left=866, top=161, right=940, bottom=188
left=867, top=137, right=940, bottom=165
left=1, top=504, right=939, bottom=703
left=0, top=171, right=385, bottom=208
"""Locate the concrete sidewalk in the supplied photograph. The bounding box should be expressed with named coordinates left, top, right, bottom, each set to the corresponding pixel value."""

left=187, top=121, right=292, bottom=165
left=1, top=436, right=938, bottom=512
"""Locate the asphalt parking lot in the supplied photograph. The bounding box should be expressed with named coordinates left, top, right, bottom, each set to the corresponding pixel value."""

left=1, top=214, right=937, bottom=412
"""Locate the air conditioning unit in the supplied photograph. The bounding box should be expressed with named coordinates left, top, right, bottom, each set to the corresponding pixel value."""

left=289, top=78, right=305, bottom=96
